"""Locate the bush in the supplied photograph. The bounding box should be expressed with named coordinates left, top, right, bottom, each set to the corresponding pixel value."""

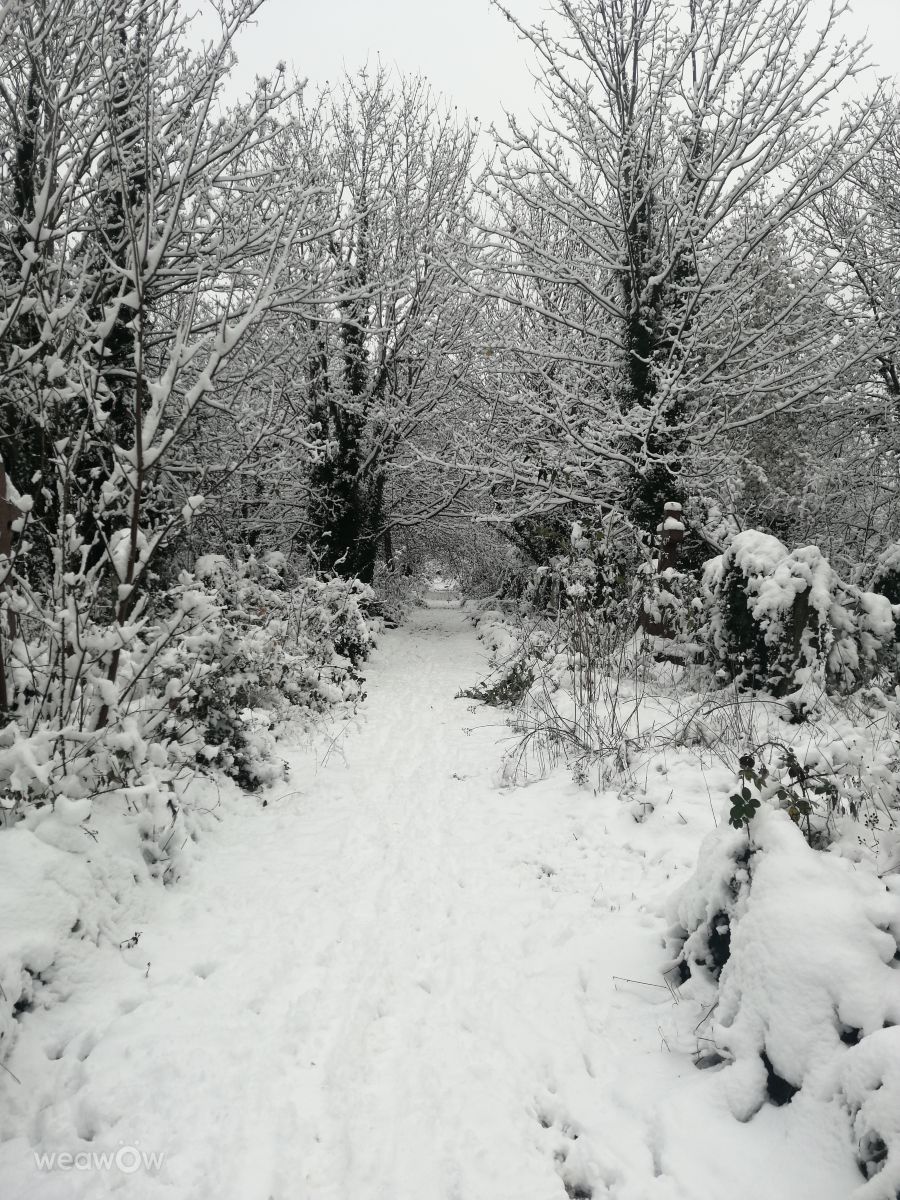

left=871, top=543, right=900, bottom=608
left=371, top=562, right=428, bottom=626
left=0, top=555, right=377, bottom=813
left=179, top=557, right=376, bottom=788
left=668, top=806, right=900, bottom=1194
left=526, top=518, right=636, bottom=618
left=703, top=531, right=897, bottom=696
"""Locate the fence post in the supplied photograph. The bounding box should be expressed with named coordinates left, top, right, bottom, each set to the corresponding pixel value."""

left=657, top=501, right=685, bottom=574
left=638, top=500, right=685, bottom=640
left=0, top=462, right=21, bottom=714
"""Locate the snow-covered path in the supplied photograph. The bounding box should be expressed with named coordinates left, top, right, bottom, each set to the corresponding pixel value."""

left=0, top=605, right=861, bottom=1199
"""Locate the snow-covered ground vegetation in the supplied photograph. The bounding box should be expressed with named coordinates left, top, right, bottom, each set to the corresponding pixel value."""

left=2, top=0, right=900, bottom=1195
left=462, top=516, right=900, bottom=1196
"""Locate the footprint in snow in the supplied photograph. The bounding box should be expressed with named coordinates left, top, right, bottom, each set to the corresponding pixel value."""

left=534, top=1099, right=603, bottom=1199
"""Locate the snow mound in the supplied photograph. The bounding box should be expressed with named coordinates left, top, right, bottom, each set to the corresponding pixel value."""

left=670, top=806, right=900, bottom=1196
left=0, top=826, right=87, bottom=1058
left=0, top=775, right=242, bottom=1071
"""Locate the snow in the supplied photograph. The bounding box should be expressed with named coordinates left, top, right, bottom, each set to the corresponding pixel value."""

left=708, top=809, right=900, bottom=1120
left=0, top=606, right=874, bottom=1198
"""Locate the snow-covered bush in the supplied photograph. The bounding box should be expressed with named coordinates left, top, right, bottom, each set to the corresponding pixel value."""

left=668, top=806, right=900, bottom=1195
left=0, top=555, right=377, bottom=813
left=839, top=1027, right=900, bottom=1196
left=298, top=574, right=377, bottom=669
left=870, top=543, right=900, bottom=608
left=526, top=518, right=636, bottom=618
left=462, top=521, right=688, bottom=781
left=869, top=545, right=900, bottom=679
left=460, top=607, right=548, bottom=707
left=666, top=823, right=751, bottom=987
left=636, top=558, right=703, bottom=653
left=703, top=531, right=897, bottom=697
left=371, top=562, right=428, bottom=626
left=167, top=556, right=376, bottom=789
left=0, top=574, right=217, bottom=818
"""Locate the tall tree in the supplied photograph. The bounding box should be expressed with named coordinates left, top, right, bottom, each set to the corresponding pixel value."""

left=293, top=69, right=481, bottom=582
left=467, top=0, right=879, bottom=542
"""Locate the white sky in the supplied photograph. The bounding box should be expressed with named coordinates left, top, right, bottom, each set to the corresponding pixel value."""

left=198, top=0, right=898, bottom=125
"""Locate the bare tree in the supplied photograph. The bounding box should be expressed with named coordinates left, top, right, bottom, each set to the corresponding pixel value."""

left=464, top=0, right=880, bottom=546
left=284, top=68, right=482, bottom=582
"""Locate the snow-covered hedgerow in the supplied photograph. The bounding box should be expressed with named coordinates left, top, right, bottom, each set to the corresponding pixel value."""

left=0, top=554, right=377, bottom=1073
left=170, top=555, right=377, bottom=789
left=667, top=807, right=900, bottom=1196
left=703, top=531, right=897, bottom=696
left=0, top=556, right=376, bottom=811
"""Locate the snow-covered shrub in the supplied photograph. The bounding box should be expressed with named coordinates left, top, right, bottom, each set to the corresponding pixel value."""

left=300, top=574, right=377, bottom=669
left=460, top=610, right=549, bottom=707
left=677, top=664, right=900, bottom=839
left=669, top=806, right=900, bottom=1195
left=838, top=1027, right=900, bottom=1196
left=527, top=519, right=635, bottom=620
left=703, top=531, right=897, bottom=697
left=635, top=558, right=703, bottom=654
left=371, top=562, right=428, bottom=626
left=0, top=763, right=242, bottom=1067
left=464, top=534, right=634, bottom=720
left=871, top=543, right=900, bottom=607
left=461, top=650, right=541, bottom=709
left=869, top=544, right=900, bottom=681
left=666, top=823, right=751, bottom=987
left=0, top=575, right=216, bottom=818
left=173, top=557, right=376, bottom=788
left=0, top=555, right=377, bottom=812
left=713, top=810, right=900, bottom=1112
left=463, top=521, right=693, bottom=782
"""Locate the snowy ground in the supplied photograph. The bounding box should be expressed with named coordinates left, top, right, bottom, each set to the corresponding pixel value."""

left=0, top=603, right=864, bottom=1199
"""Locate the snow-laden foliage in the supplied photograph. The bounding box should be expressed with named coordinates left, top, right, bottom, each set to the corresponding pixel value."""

left=703, top=531, right=898, bottom=697
left=370, top=562, right=430, bottom=628
left=871, top=543, right=900, bottom=609
left=667, top=808, right=900, bottom=1196
left=666, top=824, right=751, bottom=986
left=0, top=555, right=376, bottom=813
left=0, top=551, right=376, bottom=1062
left=173, top=556, right=376, bottom=789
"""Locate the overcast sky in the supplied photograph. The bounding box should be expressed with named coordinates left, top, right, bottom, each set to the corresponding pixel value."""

left=201, top=0, right=897, bottom=124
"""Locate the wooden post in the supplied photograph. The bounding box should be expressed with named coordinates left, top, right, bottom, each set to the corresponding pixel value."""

left=0, top=463, right=21, bottom=713
left=638, top=500, right=685, bottom=641
left=657, top=501, right=685, bottom=575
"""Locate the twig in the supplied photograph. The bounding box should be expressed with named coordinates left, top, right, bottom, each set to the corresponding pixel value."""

left=0, top=1060, right=21, bottom=1085
left=612, top=975, right=669, bottom=990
